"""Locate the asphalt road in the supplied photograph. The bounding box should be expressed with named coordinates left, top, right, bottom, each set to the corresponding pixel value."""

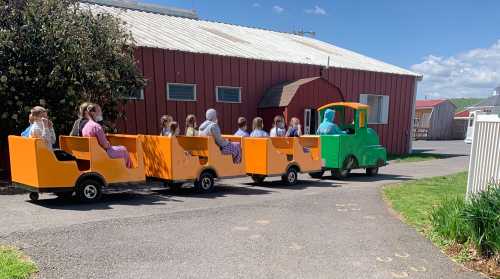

left=0, top=141, right=484, bottom=279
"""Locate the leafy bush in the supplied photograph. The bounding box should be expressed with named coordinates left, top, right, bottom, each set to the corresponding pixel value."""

left=430, top=186, right=500, bottom=257
left=0, top=0, right=145, bottom=138
left=430, top=197, right=469, bottom=244
left=463, top=186, right=500, bottom=256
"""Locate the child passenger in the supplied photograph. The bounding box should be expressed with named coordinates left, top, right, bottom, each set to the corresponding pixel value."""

left=168, top=122, right=180, bottom=136
left=286, top=117, right=302, bottom=137
left=250, top=117, right=269, bottom=137
left=234, top=117, right=249, bottom=137
left=29, top=106, right=56, bottom=149
left=82, top=104, right=132, bottom=168
left=185, top=114, right=198, bottom=136
left=160, top=115, right=174, bottom=136
left=270, top=115, right=286, bottom=137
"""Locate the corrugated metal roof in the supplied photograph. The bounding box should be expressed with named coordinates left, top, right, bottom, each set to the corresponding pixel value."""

left=81, top=0, right=198, bottom=19
left=259, top=77, right=320, bottom=108
left=81, top=2, right=421, bottom=77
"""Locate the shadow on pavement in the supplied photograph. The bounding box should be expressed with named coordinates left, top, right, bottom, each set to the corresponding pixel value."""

left=320, top=172, right=413, bottom=183
left=244, top=179, right=342, bottom=190
left=156, top=184, right=275, bottom=199
left=29, top=191, right=182, bottom=211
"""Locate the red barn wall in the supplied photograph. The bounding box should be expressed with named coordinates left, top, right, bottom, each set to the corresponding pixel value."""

left=120, top=47, right=417, bottom=155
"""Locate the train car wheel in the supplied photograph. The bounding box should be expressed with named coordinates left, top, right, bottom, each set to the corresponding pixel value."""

left=366, top=167, right=379, bottom=176
left=282, top=167, right=298, bottom=186
left=195, top=172, right=215, bottom=193
left=332, top=168, right=350, bottom=179
left=76, top=178, right=103, bottom=203
left=29, top=192, right=39, bottom=201
left=308, top=171, right=324, bottom=179
left=251, top=175, right=266, bottom=184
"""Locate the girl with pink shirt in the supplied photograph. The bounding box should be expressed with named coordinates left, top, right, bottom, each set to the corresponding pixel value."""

left=82, top=104, right=132, bottom=168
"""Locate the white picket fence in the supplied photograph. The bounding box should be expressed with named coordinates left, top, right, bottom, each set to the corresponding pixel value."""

left=467, top=113, right=500, bottom=198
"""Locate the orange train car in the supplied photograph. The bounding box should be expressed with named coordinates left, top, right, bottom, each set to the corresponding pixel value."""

left=8, top=135, right=145, bottom=202
left=141, top=135, right=245, bottom=192
left=243, top=136, right=322, bottom=184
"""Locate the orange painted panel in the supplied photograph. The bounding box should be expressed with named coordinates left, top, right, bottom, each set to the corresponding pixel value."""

left=60, top=136, right=145, bottom=184
left=294, top=136, right=322, bottom=172
left=141, top=135, right=200, bottom=180
left=8, top=136, right=80, bottom=188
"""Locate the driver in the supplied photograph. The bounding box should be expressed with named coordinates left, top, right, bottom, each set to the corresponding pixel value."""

left=316, top=109, right=346, bottom=135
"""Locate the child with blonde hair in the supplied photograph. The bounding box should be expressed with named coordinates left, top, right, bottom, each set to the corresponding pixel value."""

left=250, top=117, right=269, bottom=137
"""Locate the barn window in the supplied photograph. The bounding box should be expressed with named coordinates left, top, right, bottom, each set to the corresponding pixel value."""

left=216, top=86, right=241, bottom=103
left=359, top=94, right=389, bottom=124
left=167, top=83, right=196, bottom=101
left=124, top=88, right=144, bottom=100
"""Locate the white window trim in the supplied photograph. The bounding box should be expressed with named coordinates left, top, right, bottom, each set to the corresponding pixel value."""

left=215, top=86, right=242, bottom=103
left=167, top=82, right=197, bottom=102
left=124, top=88, right=144, bottom=100
left=359, top=93, right=389, bottom=125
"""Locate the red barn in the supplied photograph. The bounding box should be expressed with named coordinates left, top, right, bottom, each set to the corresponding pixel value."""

left=84, top=0, right=422, bottom=155
left=88, top=2, right=424, bottom=157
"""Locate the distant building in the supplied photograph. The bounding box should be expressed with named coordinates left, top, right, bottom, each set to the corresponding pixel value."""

left=455, top=86, right=500, bottom=118
left=413, top=99, right=456, bottom=140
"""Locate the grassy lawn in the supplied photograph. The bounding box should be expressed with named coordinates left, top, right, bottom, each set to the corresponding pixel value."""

left=388, top=153, right=445, bottom=163
left=383, top=172, right=467, bottom=229
left=0, top=246, right=37, bottom=279
left=384, top=172, right=500, bottom=278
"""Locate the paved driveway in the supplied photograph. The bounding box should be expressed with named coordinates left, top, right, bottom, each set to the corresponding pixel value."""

left=0, top=141, right=483, bottom=279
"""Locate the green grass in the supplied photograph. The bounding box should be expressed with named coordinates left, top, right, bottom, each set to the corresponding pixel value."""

left=383, top=172, right=467, bottom=229
left=384, top=172, right=500, bottom=278
left=387, top=153, right=445, bottom=163
left=450, top=98, right=483, bottom=112
left=0, top=246, right=37, bottom=279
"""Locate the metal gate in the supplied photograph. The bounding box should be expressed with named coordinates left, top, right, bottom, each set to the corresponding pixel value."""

left=467, top=113, right=500, bottom=197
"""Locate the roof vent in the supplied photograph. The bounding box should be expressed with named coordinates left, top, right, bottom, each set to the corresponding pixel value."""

left=80, top=0, right=198, bottom=19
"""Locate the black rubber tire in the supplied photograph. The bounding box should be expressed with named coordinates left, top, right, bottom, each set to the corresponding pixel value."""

left=282, top=167, right=299, bottom=186
left=308, top=171, right=324, bottom=179
left=332, top=168, right=350, bottom=179
left=195, top=172, right=215, bottom=193
left=251, top=175, right=266, bottom=184
left=366, top=167, right=379, bottom=176
left=76, top=178, right=103, bottom=203
left=29, top=192, right=39, bottom=201
left=55, top=192, right=73, bottom=199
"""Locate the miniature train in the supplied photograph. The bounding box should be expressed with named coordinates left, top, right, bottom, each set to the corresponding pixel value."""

left=8, top=102, right=387, bottom=202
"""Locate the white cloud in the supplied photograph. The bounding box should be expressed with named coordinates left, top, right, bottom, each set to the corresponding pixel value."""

left=273, top=5, right=284, bottom=14
left=305, top=5, right=326, bottom=15
left=411, top=40, right=500, bottom=99
left=252, top=3, right=260, bottom=8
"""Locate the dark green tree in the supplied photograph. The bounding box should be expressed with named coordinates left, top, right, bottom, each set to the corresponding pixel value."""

left=0, top=0, right=145, bottom=138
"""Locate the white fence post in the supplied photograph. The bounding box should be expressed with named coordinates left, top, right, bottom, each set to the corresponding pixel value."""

left=466, top=113, right=500, bottom=198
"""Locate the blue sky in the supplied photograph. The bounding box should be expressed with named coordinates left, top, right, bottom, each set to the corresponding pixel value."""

left=144, top=0, right=500, bottom=99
